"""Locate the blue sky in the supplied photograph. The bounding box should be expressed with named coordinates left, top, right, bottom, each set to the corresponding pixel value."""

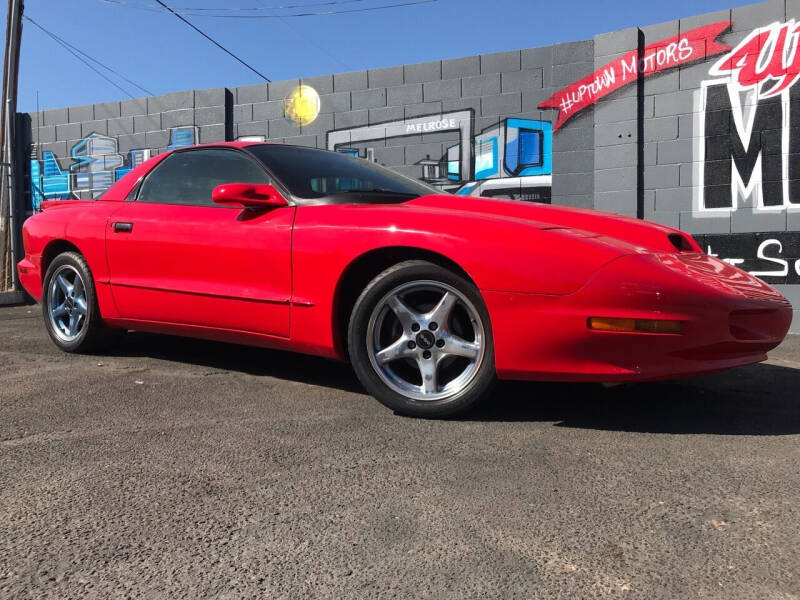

left=11, top=0, right=754, bottom=112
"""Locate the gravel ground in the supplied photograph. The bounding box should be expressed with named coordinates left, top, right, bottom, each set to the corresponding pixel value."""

left=1, top=304, right=799, bottom=599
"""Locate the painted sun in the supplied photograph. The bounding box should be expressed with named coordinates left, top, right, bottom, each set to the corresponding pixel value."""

left=283, top=84, right=321, bottom=126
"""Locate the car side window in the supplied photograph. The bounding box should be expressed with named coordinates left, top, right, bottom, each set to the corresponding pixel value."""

left=137, top=149, right=271, bottom=207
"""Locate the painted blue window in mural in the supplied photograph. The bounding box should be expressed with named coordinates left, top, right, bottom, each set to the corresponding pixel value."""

left=30, top=157, right=42, bottom=210
left=447, top=161, right=460, bottom=180
left=503, top=118, right=552, bottom=178
left=504, top=127, right=543, bottom=177
left=446, top=145, right=460, bottom=181
left=115, top=148, right=153, bottom=181
left=167, top=127, right=198, bottom=151
left=518, top=129, right=542, bottom=167
left=41, top=152, right=70, bottom=199
left=475, top=138, right=498, bottom=180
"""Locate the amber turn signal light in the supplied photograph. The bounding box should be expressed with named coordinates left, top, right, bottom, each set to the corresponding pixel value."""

left=588, top=317, right=682, bottom=334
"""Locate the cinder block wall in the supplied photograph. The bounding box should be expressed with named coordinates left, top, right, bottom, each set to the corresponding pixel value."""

left=21, top=0, right=800, bottom=329
left=26, top=41, right=593, bottom=206
left=31, top=88, right=230, bottom=163
left=589, top=0, right=799, bottom=326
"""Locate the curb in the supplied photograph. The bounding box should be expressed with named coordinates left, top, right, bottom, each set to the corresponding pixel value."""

left=0, top=290, right=31, bottom=306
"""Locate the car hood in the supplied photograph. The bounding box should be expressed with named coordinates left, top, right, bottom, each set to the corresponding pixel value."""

left=407, top=194, right=699, bottom=255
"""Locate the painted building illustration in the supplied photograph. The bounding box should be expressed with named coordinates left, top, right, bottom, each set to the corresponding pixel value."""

left=326, top=110, right=474, bottom=183
left=454, top=118, right=552, bottom=202
left=29, top=126, right=198, bottom=208
left=325, top=110, right=553, bottom=202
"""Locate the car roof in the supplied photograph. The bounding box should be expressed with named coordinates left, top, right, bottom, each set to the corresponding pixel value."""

left=179, top=141, right=273, bottom=150
left=103, top=141, right=329, bottom=201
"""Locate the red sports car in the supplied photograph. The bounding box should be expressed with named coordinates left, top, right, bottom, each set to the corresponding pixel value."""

left=17, top=142, right=793, bottom=417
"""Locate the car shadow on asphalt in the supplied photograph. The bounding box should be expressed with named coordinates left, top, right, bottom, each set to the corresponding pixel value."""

left=111, top=331, right=365, bottom=393
left=469, top=363, right=800, bottom=435
left=114, top=332, right=800, bottom=436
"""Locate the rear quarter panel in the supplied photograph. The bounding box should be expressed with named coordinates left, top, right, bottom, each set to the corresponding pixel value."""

left=21, top=202, right=122, bottom=313
left=21, top=153, right=174, bottom=305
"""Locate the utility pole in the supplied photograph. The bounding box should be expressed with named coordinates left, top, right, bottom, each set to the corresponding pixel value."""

left=0, top=0, right=23, bottom=292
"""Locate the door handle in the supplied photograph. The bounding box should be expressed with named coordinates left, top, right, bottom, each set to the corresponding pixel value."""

left=113, top=222, right=134, bottom=233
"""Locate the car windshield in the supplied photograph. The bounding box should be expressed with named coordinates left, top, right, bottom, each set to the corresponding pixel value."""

left=246, top=144, right=442, bottom=202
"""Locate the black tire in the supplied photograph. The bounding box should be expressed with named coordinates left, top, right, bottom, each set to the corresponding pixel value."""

left=348, top=260, right=495, bottom=418
left=41, top=251, right=125, bottom=353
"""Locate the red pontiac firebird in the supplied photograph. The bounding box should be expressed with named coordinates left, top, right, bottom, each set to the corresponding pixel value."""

left=18, top=142, right=793, bottom=417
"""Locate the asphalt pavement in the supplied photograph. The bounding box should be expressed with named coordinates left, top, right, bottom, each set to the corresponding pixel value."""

left=1, top=304, right=799, bottom=599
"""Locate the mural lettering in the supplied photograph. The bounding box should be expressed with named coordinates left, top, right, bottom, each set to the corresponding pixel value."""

left=699, top=20, right=800, bottom=212
left=405, top=118, right=458, bottom=134
left=710, top=20, right=800, bottom=97
left=694, top=232, right=800, bottom=284
left=539, top=22, right=732, bottom=130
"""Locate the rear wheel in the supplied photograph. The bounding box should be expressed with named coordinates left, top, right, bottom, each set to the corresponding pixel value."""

left=348, top=260, right=495, bottom=417
left=42, top=251, right=124, bottom=353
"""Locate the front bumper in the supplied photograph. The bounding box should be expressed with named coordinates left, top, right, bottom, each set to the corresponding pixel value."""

left=17, top=256, right=43, bottom=302
left=485, top=252, right=793, bottom=382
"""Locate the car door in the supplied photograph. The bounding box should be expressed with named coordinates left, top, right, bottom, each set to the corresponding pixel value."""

left=105, top=147, right=294, bottom=338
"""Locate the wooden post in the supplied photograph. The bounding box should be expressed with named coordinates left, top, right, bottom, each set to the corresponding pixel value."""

left=0, top=0, right=23, bottom=291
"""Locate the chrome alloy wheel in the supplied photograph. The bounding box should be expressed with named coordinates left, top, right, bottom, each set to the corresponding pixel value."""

left=47, top=265, right=88, bottom=342
left=366, top=280, right=486, bottom=402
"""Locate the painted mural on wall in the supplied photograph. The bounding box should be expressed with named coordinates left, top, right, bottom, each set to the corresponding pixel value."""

left=325, top=111, right=553, bottom=202
left=693, top=232, right=800, bottom=284
left=283, top=84, right=321, bottom=126
left=16, top=4, right=800, bottom=329
left=539, top=22, right=732, bottom=130
left=698, top=20, right=800, bottom=212
left=29, top=126, right=198, bottom=208
left=236, top=103, right=553, bottom=202
left=547, top=18, right=800, bottom=286
left=691, top=20, right=800, bottom=284
left=30, top=14, right=800, bottom=288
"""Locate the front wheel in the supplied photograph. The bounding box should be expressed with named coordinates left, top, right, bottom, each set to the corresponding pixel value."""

left=42, top=251, right=124, bottom=353
left=348, top=260, right=495, bottom=417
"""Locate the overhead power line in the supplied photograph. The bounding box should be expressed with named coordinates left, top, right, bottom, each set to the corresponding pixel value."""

left=275, top=15, right=352, bottom=71
left=169, top=0, right=370, bottom=10
left=24, top=16, right=154, bottom=97
left=185, top=0, right=438, bottom=18
left=151, top=0, right=272, bottom=82
left=100, top=0, right=437, bottom=18
left=24, top=16, right=143, bottom=99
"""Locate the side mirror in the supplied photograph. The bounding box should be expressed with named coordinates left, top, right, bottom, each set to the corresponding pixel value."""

left=212, top=183, right=287, bottom=209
